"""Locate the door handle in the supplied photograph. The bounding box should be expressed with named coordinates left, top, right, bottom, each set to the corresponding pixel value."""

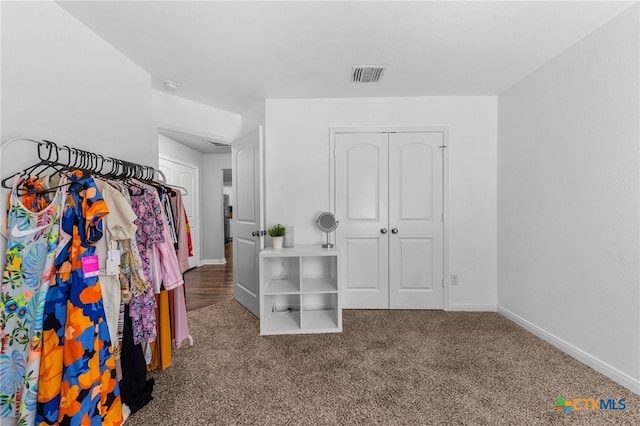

left=251, top=230, right=259, bottom=237
left=380, top=228, right=388, bottom=234
left=391, top=228, right=399, bottom=234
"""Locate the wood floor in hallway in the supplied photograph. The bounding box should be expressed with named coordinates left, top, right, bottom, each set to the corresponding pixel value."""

left=183, top=242, right=234, bottom=311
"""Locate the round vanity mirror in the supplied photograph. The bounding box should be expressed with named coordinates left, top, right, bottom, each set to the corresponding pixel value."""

left=316, top=212, right=339, bottom=248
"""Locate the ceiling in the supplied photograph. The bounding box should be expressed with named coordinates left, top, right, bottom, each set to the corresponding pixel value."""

left=57, top=1, right=631, bottom=116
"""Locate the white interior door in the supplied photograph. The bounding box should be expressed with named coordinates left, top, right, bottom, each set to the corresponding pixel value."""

left=335, top=130, right=445, bottom=309
left=388, top=132, right=444, bottom=309
left=336, top=132, right=389, bottom=308
left=159, top=156, right=200, bottom=269
left=232, top=126, right=264, bottom=317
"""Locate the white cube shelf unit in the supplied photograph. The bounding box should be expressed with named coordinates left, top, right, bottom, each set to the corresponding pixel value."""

left=259, top=245, right=342, bottom=335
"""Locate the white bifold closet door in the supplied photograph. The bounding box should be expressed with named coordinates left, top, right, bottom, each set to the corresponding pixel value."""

left=336, top=131, right=444, bottom=309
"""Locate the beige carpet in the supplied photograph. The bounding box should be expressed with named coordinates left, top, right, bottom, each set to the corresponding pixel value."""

left=130, top=300, right=639, bottom=425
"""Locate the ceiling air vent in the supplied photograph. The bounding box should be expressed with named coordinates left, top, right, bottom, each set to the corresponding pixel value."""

left=351, top=65, right=386, bottom=83
left=205, top=139, right=229, bottom=148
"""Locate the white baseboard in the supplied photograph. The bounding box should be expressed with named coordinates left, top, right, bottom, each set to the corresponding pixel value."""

left=498, top=305, right=640, bottom=395
left=447, top=304, right=496, bottom=312
left=199, top=258, right=227, bottom=266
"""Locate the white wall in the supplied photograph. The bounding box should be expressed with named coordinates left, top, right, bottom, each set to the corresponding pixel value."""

left=241, top=101, right=266, bottom=135
left=202, top=154, right=232, bottom=263
left=0, top=0, right=153, bottom=262
left=223, top=185, right=233, bottom=207
left=265, top=97, right=497, bottom=310
left=498, top=4, right=640, bottom=392
left=1, top=1, right=153, bottom=173
left=153, top=90, right=241, bottom=143
left=158, top=133, right=204, bottom=170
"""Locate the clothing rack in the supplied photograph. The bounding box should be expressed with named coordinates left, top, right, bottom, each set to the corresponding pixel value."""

left=0, top=137, right=194, bottom=347
left=0, top=138, right=174, bottom=190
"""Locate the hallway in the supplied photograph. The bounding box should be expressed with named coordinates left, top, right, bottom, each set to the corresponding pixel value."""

left=183, top=242, right=234, bottom=311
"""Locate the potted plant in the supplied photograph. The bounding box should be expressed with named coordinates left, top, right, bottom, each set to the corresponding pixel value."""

left=268, top=224, right=286, bottom=249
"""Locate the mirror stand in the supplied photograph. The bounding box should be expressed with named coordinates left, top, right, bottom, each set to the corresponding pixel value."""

left=323, top=232, right=334, bottom=249
left=316, top=212, right=339, bottom=249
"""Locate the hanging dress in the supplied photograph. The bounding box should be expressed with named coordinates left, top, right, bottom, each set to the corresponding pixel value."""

left=37, top=171, right=122, bottom=426
left=0, top=176, right=65, bottom=426
left=128, top=184, right=165, bottom=346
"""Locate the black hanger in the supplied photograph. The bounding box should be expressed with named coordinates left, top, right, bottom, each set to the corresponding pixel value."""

left=1, top=141, right=64, bottom=190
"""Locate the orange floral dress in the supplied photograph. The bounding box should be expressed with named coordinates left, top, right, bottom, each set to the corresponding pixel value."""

left=37, top=171, right=122, bottom=425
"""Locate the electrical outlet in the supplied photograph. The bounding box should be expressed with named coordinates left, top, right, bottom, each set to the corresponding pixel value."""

left=451, top=274, right=459, bottom=286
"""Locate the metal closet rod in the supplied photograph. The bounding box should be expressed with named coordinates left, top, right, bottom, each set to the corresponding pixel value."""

left=0, top=137, right=161, bottom=187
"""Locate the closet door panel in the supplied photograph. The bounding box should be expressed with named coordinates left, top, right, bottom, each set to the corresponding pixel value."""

left=343, top=237, right=388, bottom=308
left=336, top=132, right=389, bottom=309
left=389, top=132, right=444, bottom=309
left=235, top=148, right=256, bottom=223
left=399, top=143, right=433, bottom=220
left=159, top=157, right=200, bottom=269
left=346, top=145, right=382, bottom=220
left=398, top=238, right=433, bottom=289
left=236, top=236, right=259, bottom=296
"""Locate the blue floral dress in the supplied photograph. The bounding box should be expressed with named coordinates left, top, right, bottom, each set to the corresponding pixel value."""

left=0, top=176, right=65, bottom=426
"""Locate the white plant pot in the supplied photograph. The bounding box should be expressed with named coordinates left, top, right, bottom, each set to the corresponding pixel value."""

left=271, top=236, right=284, bottom=249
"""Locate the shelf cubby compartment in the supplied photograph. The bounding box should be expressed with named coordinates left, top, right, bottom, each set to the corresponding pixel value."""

left=301, top=293, right=339, bottom=331
left=300, top=256, right=338, bottom=293
left=261, top=256, right=300, bottom=294
left=262, top=294, right=301, bottom=333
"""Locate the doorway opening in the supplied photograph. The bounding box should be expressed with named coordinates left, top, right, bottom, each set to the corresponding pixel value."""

left=223, top=168, right=233, bottom=245
left=157, top=128, right=234, bottom=310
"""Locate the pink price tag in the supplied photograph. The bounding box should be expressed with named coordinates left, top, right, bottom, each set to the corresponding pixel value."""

left=81, top=255, right=100, bottom=278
